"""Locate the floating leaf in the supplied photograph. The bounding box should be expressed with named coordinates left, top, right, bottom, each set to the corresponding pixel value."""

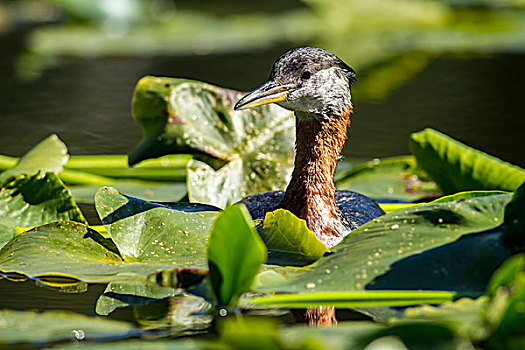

left=0, top=172, right=86, bottom=248
left=430, top=190, right=509, bottom=204
left=409, top=128, right=525, bottom=194
left=95, top=281, right=180, bottom=316
left=248, top=290, right=454, bottom=309
left=95, top=186, right=218, bottom=264
left=0, top=221, right=124, bottom=283
left=259, top=209, right=329, bottom=266
left=0, top=309, right=139, bottom=347
left=262, top=194, right=513, bottom=294
left=0, top=134, right=68, bottom=183
left=336, top=156, right=439, bottom=202
left=129, top=76, right=295, bottom=208
left=208, top=204, right=266, bottom=308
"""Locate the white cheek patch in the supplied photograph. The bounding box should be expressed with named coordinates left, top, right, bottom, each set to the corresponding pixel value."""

left=284, top=67, right=352, bottom=116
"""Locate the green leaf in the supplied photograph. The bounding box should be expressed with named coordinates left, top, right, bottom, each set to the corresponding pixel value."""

left=66, top=154, right=190, bottom=182
left=95, top=281, right=180, bottom=316
left=335, top=156, right=440, bottom=202
left=263, top=194, right=512, bottom=294
left=0, top=309, right=138, bottom=347
left=70, top=180, right=187, bottom=203
left=259, top=209, right=329, bottom=266
left=503, top=182, right=525, bottom=250
left=129, top=76, right=295, bottom=208
left=208, top=204, right=267, bottom=307
left=0, top=221, right=125, bottom=283
left=248, top=290, right=455, bottom=309
left=0, top=172, right=86, bottom=248
left=0, top=134, right=68, bottom=183
left=409, top=128, right=525, bottom=194
left=430, top=190, right=509, bottom=204
left=486, top=254, right=525, bottom=297
left=95, top=186, right=218, bottom=264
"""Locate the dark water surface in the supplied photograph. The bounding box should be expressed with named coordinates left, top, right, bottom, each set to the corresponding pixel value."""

left=1, top=30, right=524, bottom=167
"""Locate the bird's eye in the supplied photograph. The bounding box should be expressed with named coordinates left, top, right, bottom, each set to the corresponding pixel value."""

left=301, top=71, right=311, bottom=80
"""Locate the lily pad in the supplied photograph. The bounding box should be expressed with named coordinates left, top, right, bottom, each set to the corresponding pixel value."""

left=259, top=209, right=329, bottom=266
left=335, top=156, right=440, bottom=202
left=208, top=204, right=266, bottom=308
left=0, top=134, right=68, bottom=183
left=129, top=76, right=295, bottom=208
left=0, top=186, right=221, bottom=283
left=95, top=186, right=218, bottom=264
left=0, top=309, right=139, bottom=347
left=263, top=194, right=513, bottom=294
left=409, top=128, right=525, bottom=194
left=0, top=221, right=124, bottom=283
left=95, top=281, right=180, bottom=316
left=0, top=172, right=86, bottom=248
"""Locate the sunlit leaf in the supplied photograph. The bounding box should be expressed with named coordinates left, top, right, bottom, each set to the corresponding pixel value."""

left=0, top=134, right=68, bottom=183
left=248, top=290, right=454, bottom=309
left=208, top=204, right=266, bottom=308
left=0, top=172, right=86, bottom=248
left=335, top=156, right=439, bottom=202
left=95, top=186, right=218, bottom=264
left=259, top=209, right=329, bottom=266
left=129, top=76, right=295, bottom=208
left=409, top=128, right=525, bottom=193
left=261, top=194, right=513, bottom=294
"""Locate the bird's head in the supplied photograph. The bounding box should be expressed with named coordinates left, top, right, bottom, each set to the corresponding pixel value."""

left=234, top=47, right=356, bottom=117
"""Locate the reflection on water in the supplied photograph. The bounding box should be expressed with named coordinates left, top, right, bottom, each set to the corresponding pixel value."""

left=1, top=31, right=523, bottom=167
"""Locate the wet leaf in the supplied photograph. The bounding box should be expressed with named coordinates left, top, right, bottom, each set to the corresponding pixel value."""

left=208, top=204, right=266, bottom=308
left=129, top=76, right=295, bottom=208
left=0, top=134, right=68, bottom=183
left=336, top=156, right=439, bottom=202
left=0, top=309, right=139, bottom=347
left=0, top=172, right=86, bottom=248
left=409, top=128, right=525, bottom=194
left=430, top=190, right=508, bottom=204
left=0, top=221, right=124, bottom=283
left=95, top=186, right=218, bottom=265
left=262, top=194, right=513, bottom=294
left=259, top=209, right=329, bottom=266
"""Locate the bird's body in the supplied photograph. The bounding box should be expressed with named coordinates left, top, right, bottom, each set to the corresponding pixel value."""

left=235, top=47, right=384, bottom=249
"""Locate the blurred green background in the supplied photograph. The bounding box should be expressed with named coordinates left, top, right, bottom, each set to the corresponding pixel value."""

left=0, top=0, right=524, bottom=166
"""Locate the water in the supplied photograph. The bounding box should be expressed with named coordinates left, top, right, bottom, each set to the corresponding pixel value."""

left=0, top=25, right=524, bottom=328
left=1, top=30, right=524, bottom=168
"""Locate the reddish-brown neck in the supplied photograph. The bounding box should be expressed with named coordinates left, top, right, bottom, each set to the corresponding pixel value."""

left=279, top=109, right=352, bottom=248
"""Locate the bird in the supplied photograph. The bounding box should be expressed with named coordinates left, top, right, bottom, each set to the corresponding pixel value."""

left=234, top=47, right=384, bottom=249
